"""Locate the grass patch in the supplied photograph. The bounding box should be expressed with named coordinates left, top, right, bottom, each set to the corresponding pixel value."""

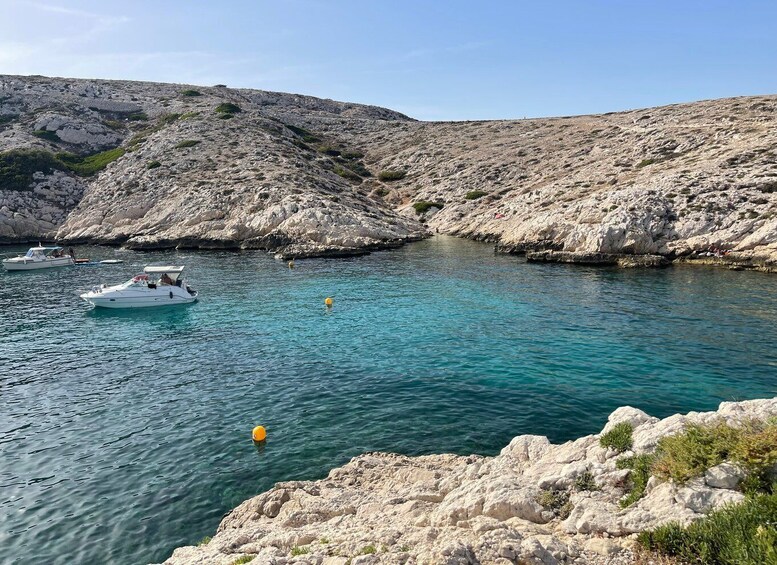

left=465, top=190, right=488, bottom=200
left=617, top=454, right=655, bottom=507
left=127, top=112, right=148, bottom=121
left=636, top=158, right=656, bottom=168
left=197, top=536, right=211, bottom=546
left=56, top=147, right=126, bottom=176
left=412, top=201, right=443, bottom=215
left=215, top=102, right=241, bottom=115
left=319, top=145, right=341, bottom=156
left=290, top=546, right=309, bottom=556
left=174, top=139, right=200, bottom=149
left=341, top=150, right=364, bottom=159
left=159, top=113, right=182, bottom=125
left=180, top=89, right=202, bottom=97
left=147, top=160, right=161, bottom=169
left=378, top=169, right=406, bottom=181
left=359, top=545, right=377, bottom=555
left=229, top=556, right=255, bottom=565
left=638, top=493, right=777, bottom=565
left=0, top=114, right=17, bottom=125
left=600, top=422, right=634, bottom=452
left=32, top=129, right=59, bottom=142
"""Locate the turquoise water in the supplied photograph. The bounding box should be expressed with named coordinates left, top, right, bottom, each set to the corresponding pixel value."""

left=1, top=236, right=775, bottom=564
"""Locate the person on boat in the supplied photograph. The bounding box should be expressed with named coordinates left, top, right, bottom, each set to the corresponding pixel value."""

left=68, top=247, right=75, bottom=259
left=160, top=273, right=173, bottom=285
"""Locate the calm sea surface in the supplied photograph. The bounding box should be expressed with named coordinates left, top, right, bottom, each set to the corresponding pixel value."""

left=1, top=236, right=775, bottom=564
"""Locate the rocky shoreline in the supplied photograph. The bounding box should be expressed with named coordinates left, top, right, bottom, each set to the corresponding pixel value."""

left=157, top=397, right=776, bottom=565
left=2, top=76, right=776, bottom=266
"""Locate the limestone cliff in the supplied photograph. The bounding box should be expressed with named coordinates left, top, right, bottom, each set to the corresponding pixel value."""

left=1, top=75, right=776, bottom=266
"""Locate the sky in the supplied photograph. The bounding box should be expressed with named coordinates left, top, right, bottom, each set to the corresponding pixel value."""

left=1, top=0, right=776, bottom=121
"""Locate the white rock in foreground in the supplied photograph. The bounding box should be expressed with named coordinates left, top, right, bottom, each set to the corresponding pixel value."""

left=156, top=397, right=776, bottom=565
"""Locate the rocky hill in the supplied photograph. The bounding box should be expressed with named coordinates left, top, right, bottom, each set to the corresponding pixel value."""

left=158, top=397, right=777, bottom=564
left=1, top=75, right=776, bottom=267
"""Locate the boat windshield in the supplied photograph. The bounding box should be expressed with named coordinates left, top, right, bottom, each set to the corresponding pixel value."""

left=123, top=274, right=150, bottom=288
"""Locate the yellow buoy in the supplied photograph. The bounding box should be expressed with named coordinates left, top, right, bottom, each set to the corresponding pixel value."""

left=288, top=260, right=294, bottom=269
left=325, top=297, right=333, bottom=307
left=252, top=425, right=267, bottom=442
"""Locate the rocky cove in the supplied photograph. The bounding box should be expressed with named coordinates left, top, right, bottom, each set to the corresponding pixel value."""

left=160, top=398, right=777, bottom=565
left=1, top=75, right=776, bottom=270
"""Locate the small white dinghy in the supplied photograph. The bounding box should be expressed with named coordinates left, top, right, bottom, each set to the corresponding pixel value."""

left=2, top=246, right=75, bottom=271
left=80, top=265, right=198, bottom=309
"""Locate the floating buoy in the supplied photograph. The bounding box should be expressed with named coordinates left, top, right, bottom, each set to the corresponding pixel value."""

left=252, top=425, right=267, bottom=442
left=288, top=260, right=294, bottom=269
left=325, top=297, right=333, bottom=307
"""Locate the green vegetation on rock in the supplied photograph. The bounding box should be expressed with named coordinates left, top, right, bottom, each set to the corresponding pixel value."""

left=229, top=556, right=255, bottom=565
left=147, top=160, right=161, bottom=169
left=465, top=190, right=488, bottom=200
left=638, top=493, right=777, bottom=565
left=378, top=169, right=406, bottom=181
left=127, top=112, right=148, bottom=121
left=56, top=147, right=126, bottom=176
left=32, top=129, right=60, bottom=142
left=0, top=149, right=64, bottom=190
left=180, top=89, right=202, bottom=97
left=334, top=166, right=361, bottom=181
left=599, top=422, right=633, bottom=452
left=616, top=454, right=655, bottom=507
left=290, top=546, right=309, bottom=556
left=174, top=139, right=200, bottom=149
left=215, top=102, right=242, bottom=115
left=412, top=201, right=443, bottom=214
left=285, top=124, right=321, bottom=143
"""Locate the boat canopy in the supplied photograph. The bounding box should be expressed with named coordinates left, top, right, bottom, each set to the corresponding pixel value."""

left=29, top=246, right=63, bottom=251
left=144, top=265, right=185, bottom=282
left=144, top=266, right=185, bottom=274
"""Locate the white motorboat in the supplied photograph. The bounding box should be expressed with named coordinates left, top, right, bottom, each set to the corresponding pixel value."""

left=2, top=246, right=75, bottom=271
left=80, top=265, right=198, bottom=309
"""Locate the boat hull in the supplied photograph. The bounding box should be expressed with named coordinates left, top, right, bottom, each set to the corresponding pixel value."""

left=3, top=257, right=74, bottom=271
left=80, top=286, right=198, bottom=309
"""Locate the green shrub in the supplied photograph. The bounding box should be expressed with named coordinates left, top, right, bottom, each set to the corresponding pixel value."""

left=535, top=489, right=573, bottom=519
left=334, top=166, right=360, bottom=181
left=0, top=114, right=17, bottom=125
left=600, top=422, right=634, bottom=452
left=341, top=150, right=364, bottom=159
left=174, top=139, right=200, bottom=149
left=617, top=454, right=655, bottom=507
left=379, top=169, right=406, bottom=181
left=33, top=129, right=59, bottom=142
left=342, top=160, right=371, bottom=177
left=102, top=119, right=124, bottom=130
left=319, top=145, right=341, bottom=156
left=215, top=102, right=241, bottom=114
left=412, top=201, right=443, bottom=215
left=359, top=545, right=377, bottom=555
left=290, top=546, right=309, bottom=556
left=653, top=421, right=741, bottom=484
left=285, top=124, right=320, bottom=143
left=229, top=556, right=255, bottom=565
left=636, top=158, right=656, bottom=168
left=127, top=112, right=148, bottom=121
left=638, top=493, right=777, bottom=565
left=0, top=149, right=65, bottom=190
left=574, top=471, right=600, bottom=492
left=197, top=536, right=211, bottom=546
left=56, top=147, right=126, bottom=176
left=181, top=89, right=202, bottom=97
left=465, top=190, right=488, bottom=200
left=147, top=160, right=161, bottom=169
left=159, top=113, right=182, bottom=125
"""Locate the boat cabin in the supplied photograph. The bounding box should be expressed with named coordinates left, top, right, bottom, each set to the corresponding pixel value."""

left=144, top=265, right=186, bottom=287
left=25, top=246, right=65, bottom=259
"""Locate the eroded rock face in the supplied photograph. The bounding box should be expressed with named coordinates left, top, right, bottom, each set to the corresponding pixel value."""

left=1, top=75, right=776, bottom=265
left=156, top=397, right=776, bottom=565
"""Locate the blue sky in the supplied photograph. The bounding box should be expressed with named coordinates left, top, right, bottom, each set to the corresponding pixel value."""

left=1, top=1, right=776, bottom=120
